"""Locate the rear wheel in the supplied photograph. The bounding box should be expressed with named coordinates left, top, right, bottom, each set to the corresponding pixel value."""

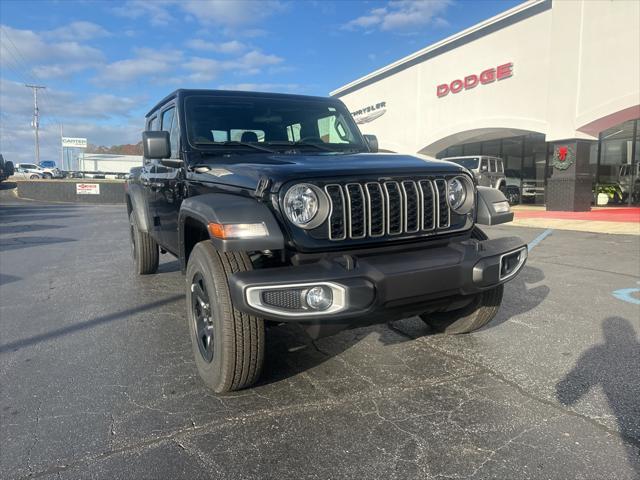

left=29, top=174, right=39, bottom=180
left=129, top=211, right=159, bottom=274
left=186, top=241, right=265, bottom=393
left=419, top=284, right=504, bottom=334
left=420, top=225, right=503, bottom=334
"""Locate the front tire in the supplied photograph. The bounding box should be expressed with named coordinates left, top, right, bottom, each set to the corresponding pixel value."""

left=186, top=241, right=265, bottom=393
left=129, top=212, right=159, bottom=274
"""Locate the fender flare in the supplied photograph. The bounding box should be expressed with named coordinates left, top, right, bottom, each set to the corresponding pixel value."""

left=178, top=193, right=285, bottom=263
left=126, top=183, right=153, bottom=233
left=476, top=186, right=514, bottom=226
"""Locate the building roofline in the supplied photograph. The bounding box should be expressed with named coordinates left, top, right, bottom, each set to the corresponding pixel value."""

left=330, top=0, right=550, bottom=98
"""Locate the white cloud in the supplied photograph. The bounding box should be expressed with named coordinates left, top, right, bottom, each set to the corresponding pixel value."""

left=111, top=0, right=173, bottom=26
left=0, top=78, right=139, bottom=120
left=182, top=50, right=284, bottom=83
left=343, top=0, right=451, bottom=32
left=186, top=39, right=247, bottom=55
left=113, top=0, right=285, bottom=28
left=95, top=48, right=184, bottom=84
left=0, top=79, right=142, bottom=163
left=0, top=25, right=104, bottom=79
left=180, top=0, right=286, bottom=26
left=45, top=21, right=110, bottom=41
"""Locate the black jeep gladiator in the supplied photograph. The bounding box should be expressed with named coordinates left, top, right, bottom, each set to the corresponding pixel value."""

left=126, top=89, right=527, bottom=393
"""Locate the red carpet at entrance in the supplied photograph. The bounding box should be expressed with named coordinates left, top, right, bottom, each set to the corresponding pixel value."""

left=514, top=207, right=640, bottom=223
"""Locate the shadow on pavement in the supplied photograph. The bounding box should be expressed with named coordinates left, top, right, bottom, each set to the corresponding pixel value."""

left=258, top=265, right=550, bottom=386
left=556, top=317, right=640, bottom=476
left=488, top=265, right=550, bottom=329
left=0, top=294, right=184, bottom=354
left=0, top=273, right=21, bottom=285
left=0, top=223, right=66, bottom=234
left=0, top=236, right=76, bottom=252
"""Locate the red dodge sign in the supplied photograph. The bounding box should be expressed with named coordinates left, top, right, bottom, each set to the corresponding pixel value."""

left=437, top=62, right=513, bottom=97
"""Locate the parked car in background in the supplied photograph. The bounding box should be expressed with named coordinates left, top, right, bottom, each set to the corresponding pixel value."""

left=505, top=169, right=545, bottom=204
left=442, top=156, right=507, bottom=191
left=13, top=168, right=42, bottom=180
left=0, top=154, right=14, bottom=182
left=617, top=163, right=640, bottom=203
left=39, top=160, right=58, bottom=169
left=15, top=162, right=63, bottom=179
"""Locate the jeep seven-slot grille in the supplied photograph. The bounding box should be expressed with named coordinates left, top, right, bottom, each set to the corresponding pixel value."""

left=324, top=178, right=450, bottom=241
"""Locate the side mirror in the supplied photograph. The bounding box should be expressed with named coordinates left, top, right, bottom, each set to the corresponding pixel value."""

left=142, top=131, right=171, bottom=159
left=363, top=134, right=378, bottom=153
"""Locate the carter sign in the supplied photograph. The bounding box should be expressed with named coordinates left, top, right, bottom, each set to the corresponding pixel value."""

left=437, top=62, right=513, bottom=98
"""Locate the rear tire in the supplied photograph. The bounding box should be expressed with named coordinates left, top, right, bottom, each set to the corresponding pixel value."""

left=420, top=284, right=504, bottom=334
left=420, top=225, right=502, bottom=334
left=186, top=241, right=265, bottom=393
left=129, top=212, right=159, bottom=274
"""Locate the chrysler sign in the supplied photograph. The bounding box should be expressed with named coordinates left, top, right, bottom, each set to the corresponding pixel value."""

left=437, top=62, right=513, bottom=98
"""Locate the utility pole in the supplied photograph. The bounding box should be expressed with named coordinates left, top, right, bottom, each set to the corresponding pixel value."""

left=25, top=84, right=46, bottom=164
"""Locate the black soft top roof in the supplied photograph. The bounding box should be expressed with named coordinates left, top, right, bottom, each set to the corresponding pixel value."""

left=145, top=89, right=340, bottom=118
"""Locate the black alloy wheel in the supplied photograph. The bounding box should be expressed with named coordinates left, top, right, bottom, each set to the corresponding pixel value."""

left=191, top=272, right=214, bottom=363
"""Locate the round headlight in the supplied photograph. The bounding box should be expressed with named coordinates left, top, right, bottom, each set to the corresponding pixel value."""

left=447, top=176, right=474, bottom=214
left=283, top=183, right=328, bottom=228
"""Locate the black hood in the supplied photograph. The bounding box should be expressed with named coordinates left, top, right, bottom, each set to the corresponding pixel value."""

left=191, top=152, right=467, bottom=191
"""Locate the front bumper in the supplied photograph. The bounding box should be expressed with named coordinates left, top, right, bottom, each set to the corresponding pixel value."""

left=229, top=236, right=527, bottom=323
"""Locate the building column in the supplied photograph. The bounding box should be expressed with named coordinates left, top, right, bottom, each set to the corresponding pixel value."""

left=545, top=140, right=594, bottom=211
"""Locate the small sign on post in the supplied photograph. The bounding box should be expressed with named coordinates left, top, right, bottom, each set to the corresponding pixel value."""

left=62, top=137, right=88, bottom=149
left=76, top=183, right=100, bottom=195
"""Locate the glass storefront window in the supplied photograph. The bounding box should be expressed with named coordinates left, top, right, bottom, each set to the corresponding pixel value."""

left=463, top=142, right=482, bottom=156
left=435, top=122, right=640, bottom=206
left=482, top=140, right=501, bottom=157
left=597, top=119, right=640, bottom=205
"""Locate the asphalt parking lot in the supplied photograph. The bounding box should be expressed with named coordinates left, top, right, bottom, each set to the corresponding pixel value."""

left=1, top=192, right=639, bottom=480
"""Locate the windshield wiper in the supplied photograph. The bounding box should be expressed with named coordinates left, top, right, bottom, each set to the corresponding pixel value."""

left=194, top=141, right=277, bottom=153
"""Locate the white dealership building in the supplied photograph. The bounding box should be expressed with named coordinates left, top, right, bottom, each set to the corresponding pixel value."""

left=331, top=0, right=640, bottom=210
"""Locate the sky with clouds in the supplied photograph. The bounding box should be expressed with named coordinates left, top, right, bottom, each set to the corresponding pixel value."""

left=0, top=0, right=519, bottom=163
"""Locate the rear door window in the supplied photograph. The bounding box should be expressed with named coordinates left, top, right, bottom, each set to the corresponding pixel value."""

left=489, top=159, right=497, bottom=173
left=161, top=108, right=174, bottom=132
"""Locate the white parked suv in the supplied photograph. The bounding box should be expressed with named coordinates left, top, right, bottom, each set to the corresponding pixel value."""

left=15, top=163, right=62, bottom=179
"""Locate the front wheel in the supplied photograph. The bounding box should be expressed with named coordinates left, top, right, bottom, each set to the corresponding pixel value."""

left=420, top=284, right=504, bottom=334
left=42, top=173, right=52, bottom=179
left=186, top=241, right=265, bottom=393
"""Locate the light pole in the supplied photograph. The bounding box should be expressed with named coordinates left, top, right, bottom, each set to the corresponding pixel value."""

left=25, top=84, right=46, bottom=164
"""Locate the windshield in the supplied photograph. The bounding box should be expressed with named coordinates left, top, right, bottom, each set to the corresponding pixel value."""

left=185, top=95, right=367, bottom=153
left=446, top=157, right=479, bottom=170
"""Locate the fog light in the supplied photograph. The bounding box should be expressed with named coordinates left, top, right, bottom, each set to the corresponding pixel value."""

left=493, top=201, right=510, bottom=213
left=305, top=286, right=333, bottom=311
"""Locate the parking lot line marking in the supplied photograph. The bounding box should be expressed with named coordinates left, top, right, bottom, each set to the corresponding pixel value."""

left=612, top=283, right=640, bottom=305
left=528, top=229, right=553, bottom=251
